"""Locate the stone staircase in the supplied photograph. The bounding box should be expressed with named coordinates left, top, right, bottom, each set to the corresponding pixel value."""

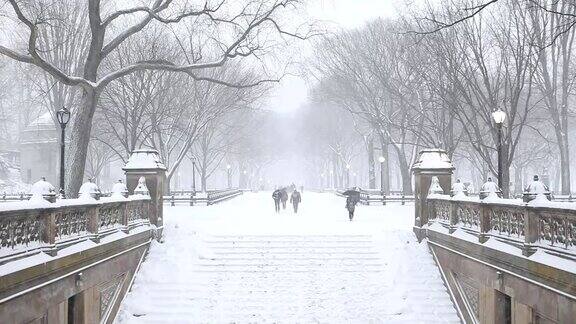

left=123, top=233, right=461, bottom=323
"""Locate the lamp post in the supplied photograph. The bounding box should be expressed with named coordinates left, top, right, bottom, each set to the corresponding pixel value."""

left=226, top=164, right=231, bottom=189
left=492, top=108, right=507, bottom=196
left=378, top=156, right=385, bottom=195
left=346, top=164, right=351, bottom=188
left=56, top=106, right=71, bottom=198
left=191, top=156, right=196, bottom=195
left=320, top=173, right=324, bottom=189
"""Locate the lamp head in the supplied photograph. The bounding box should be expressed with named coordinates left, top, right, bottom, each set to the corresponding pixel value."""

left=378, top=156, right=385, bottom=163
left=56, top=106, right=71, bottom=127
left=492, top=108, right=506, bottom=125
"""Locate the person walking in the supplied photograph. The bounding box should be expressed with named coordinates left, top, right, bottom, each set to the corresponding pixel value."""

left=346, top=195, right=358, bottom=221
left=272, top=189, right=281, bottom=213
left=290, top=189, right=302, bottom=213
left=280, top=188, right=289, bottom=210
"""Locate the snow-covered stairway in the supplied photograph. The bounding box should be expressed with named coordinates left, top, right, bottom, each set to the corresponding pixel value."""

left=116, top=192, right=461, bottom=323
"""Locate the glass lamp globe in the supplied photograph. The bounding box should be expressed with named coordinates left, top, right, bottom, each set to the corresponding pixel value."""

left=492, top=109, right=506, bottom=125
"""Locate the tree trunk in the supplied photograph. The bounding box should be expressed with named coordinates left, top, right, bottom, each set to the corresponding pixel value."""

left=367, top=137, right=375, bottom=189
left=66, top=89, right=98, bottom=198
left=201, top=167, right=207, bottom=192
left=164, top=173, right=172, bottom=195
left=559, top=138, right=571, bottom=194
left=502, top=145, right=511, bottom=198
left=391, top=143, right=412, bottom=195
left=381, top=136, right=390, bottom=194
left=514, top=165, right=523, bottom=195
left=399, top=157, right=413, bottom=195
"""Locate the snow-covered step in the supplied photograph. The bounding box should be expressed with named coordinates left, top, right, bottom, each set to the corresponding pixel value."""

left=116, top=192, right=461, bottom=323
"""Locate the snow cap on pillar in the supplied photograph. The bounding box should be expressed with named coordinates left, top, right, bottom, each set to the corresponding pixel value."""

left=123, top=149, right=167, bottom=171
left=31, top=177, right=56, bottom=203
left=411, top=148, right=455, bottom=173
left=111, top=180, right=129, bottom=198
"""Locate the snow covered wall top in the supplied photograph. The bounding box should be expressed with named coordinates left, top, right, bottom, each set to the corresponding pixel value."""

left=123, top=149, right=167, bottom=171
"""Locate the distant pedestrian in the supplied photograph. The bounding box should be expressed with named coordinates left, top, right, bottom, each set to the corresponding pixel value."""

left=290, top=189, right=302, bottom=213
left=272, top=189, right=281, bottom=213
left=346, top=195, right=358, bottom=221
left=280, top=188, right=288, bottom=210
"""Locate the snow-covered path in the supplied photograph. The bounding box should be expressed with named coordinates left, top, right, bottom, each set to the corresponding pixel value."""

left=116, top=192, right=461, bottom=324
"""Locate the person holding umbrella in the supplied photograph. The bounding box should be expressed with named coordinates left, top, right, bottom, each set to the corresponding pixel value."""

left=342, top=187, right=360, bottom=221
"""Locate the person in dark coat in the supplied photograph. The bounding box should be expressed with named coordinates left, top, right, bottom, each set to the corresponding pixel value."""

left=346, top=195, right=359, bottom=221
left=290, top=189, right=302, bottom=213
left=272, top=189, right=281, bottom=213
left=280, top=188, right=289, bottom=209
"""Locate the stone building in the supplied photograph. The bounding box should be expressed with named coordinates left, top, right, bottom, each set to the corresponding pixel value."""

left=20, top=112, right=58, bottom=185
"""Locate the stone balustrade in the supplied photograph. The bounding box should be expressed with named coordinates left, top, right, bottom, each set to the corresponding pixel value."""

left=165, top=188, right=244, bottom=206
left=0, top=196, right=151, bottom=263
left=207, top=188, right=243, bottom=204
left=411, top=149, right=576, bottom=323
left=427, top=194, right=576, bottom=258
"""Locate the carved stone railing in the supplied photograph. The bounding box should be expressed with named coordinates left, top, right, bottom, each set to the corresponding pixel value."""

left=427, top=194, right=576, bottom=257
left=0, top=196, right=151, bottom=264
left=164, top=188, right=243, bottom=206
left=206, top=188, right=243, bottom=205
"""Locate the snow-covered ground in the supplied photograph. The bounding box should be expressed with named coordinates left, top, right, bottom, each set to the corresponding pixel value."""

left=116, top=192, right=460, bottom=324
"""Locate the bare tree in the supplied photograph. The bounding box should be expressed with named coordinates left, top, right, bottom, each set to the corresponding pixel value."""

left=0, top=0, right=313, bottom=196
left=529, top=0, right=576, bottom=194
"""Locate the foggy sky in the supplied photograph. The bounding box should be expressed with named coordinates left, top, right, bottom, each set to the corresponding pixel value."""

left=268, top=0, right=399, bottom=114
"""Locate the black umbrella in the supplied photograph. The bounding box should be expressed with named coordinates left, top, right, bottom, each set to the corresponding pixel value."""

left=342, top=188, right=360, bottom=197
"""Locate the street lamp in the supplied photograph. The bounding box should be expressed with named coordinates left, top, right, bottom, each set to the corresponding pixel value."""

left=320, top=173, right=325, bottom=189
left=378, top=156, right=385, bottom=195
left=346, top=164, right=351, bottom=188
left=330, top=169, right=334, bottom=189
left=56, top=106, right=71, bottom=198
left=226, top=164, right=231, bottom=189
left=492, top=108, right=507, bottom=196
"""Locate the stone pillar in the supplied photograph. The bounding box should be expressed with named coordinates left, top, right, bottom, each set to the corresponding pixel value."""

left=411, top=149, right=454, bottom=241
left=123, top=149, right=167, bottom=240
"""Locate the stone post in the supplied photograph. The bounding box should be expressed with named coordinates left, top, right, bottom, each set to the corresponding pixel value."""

left=43, top=209, right=57, bottom=256
left=411, top=149, right=455, bottom=241
left=123, top=149, right=167, bottom=240
left=479, top=203, right=491, bottom=243
left=522, top=207, right=539, bottom=256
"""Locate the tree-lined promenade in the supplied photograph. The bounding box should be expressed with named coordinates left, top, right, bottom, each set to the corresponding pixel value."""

left=0, top=0, right=574, bottom=198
